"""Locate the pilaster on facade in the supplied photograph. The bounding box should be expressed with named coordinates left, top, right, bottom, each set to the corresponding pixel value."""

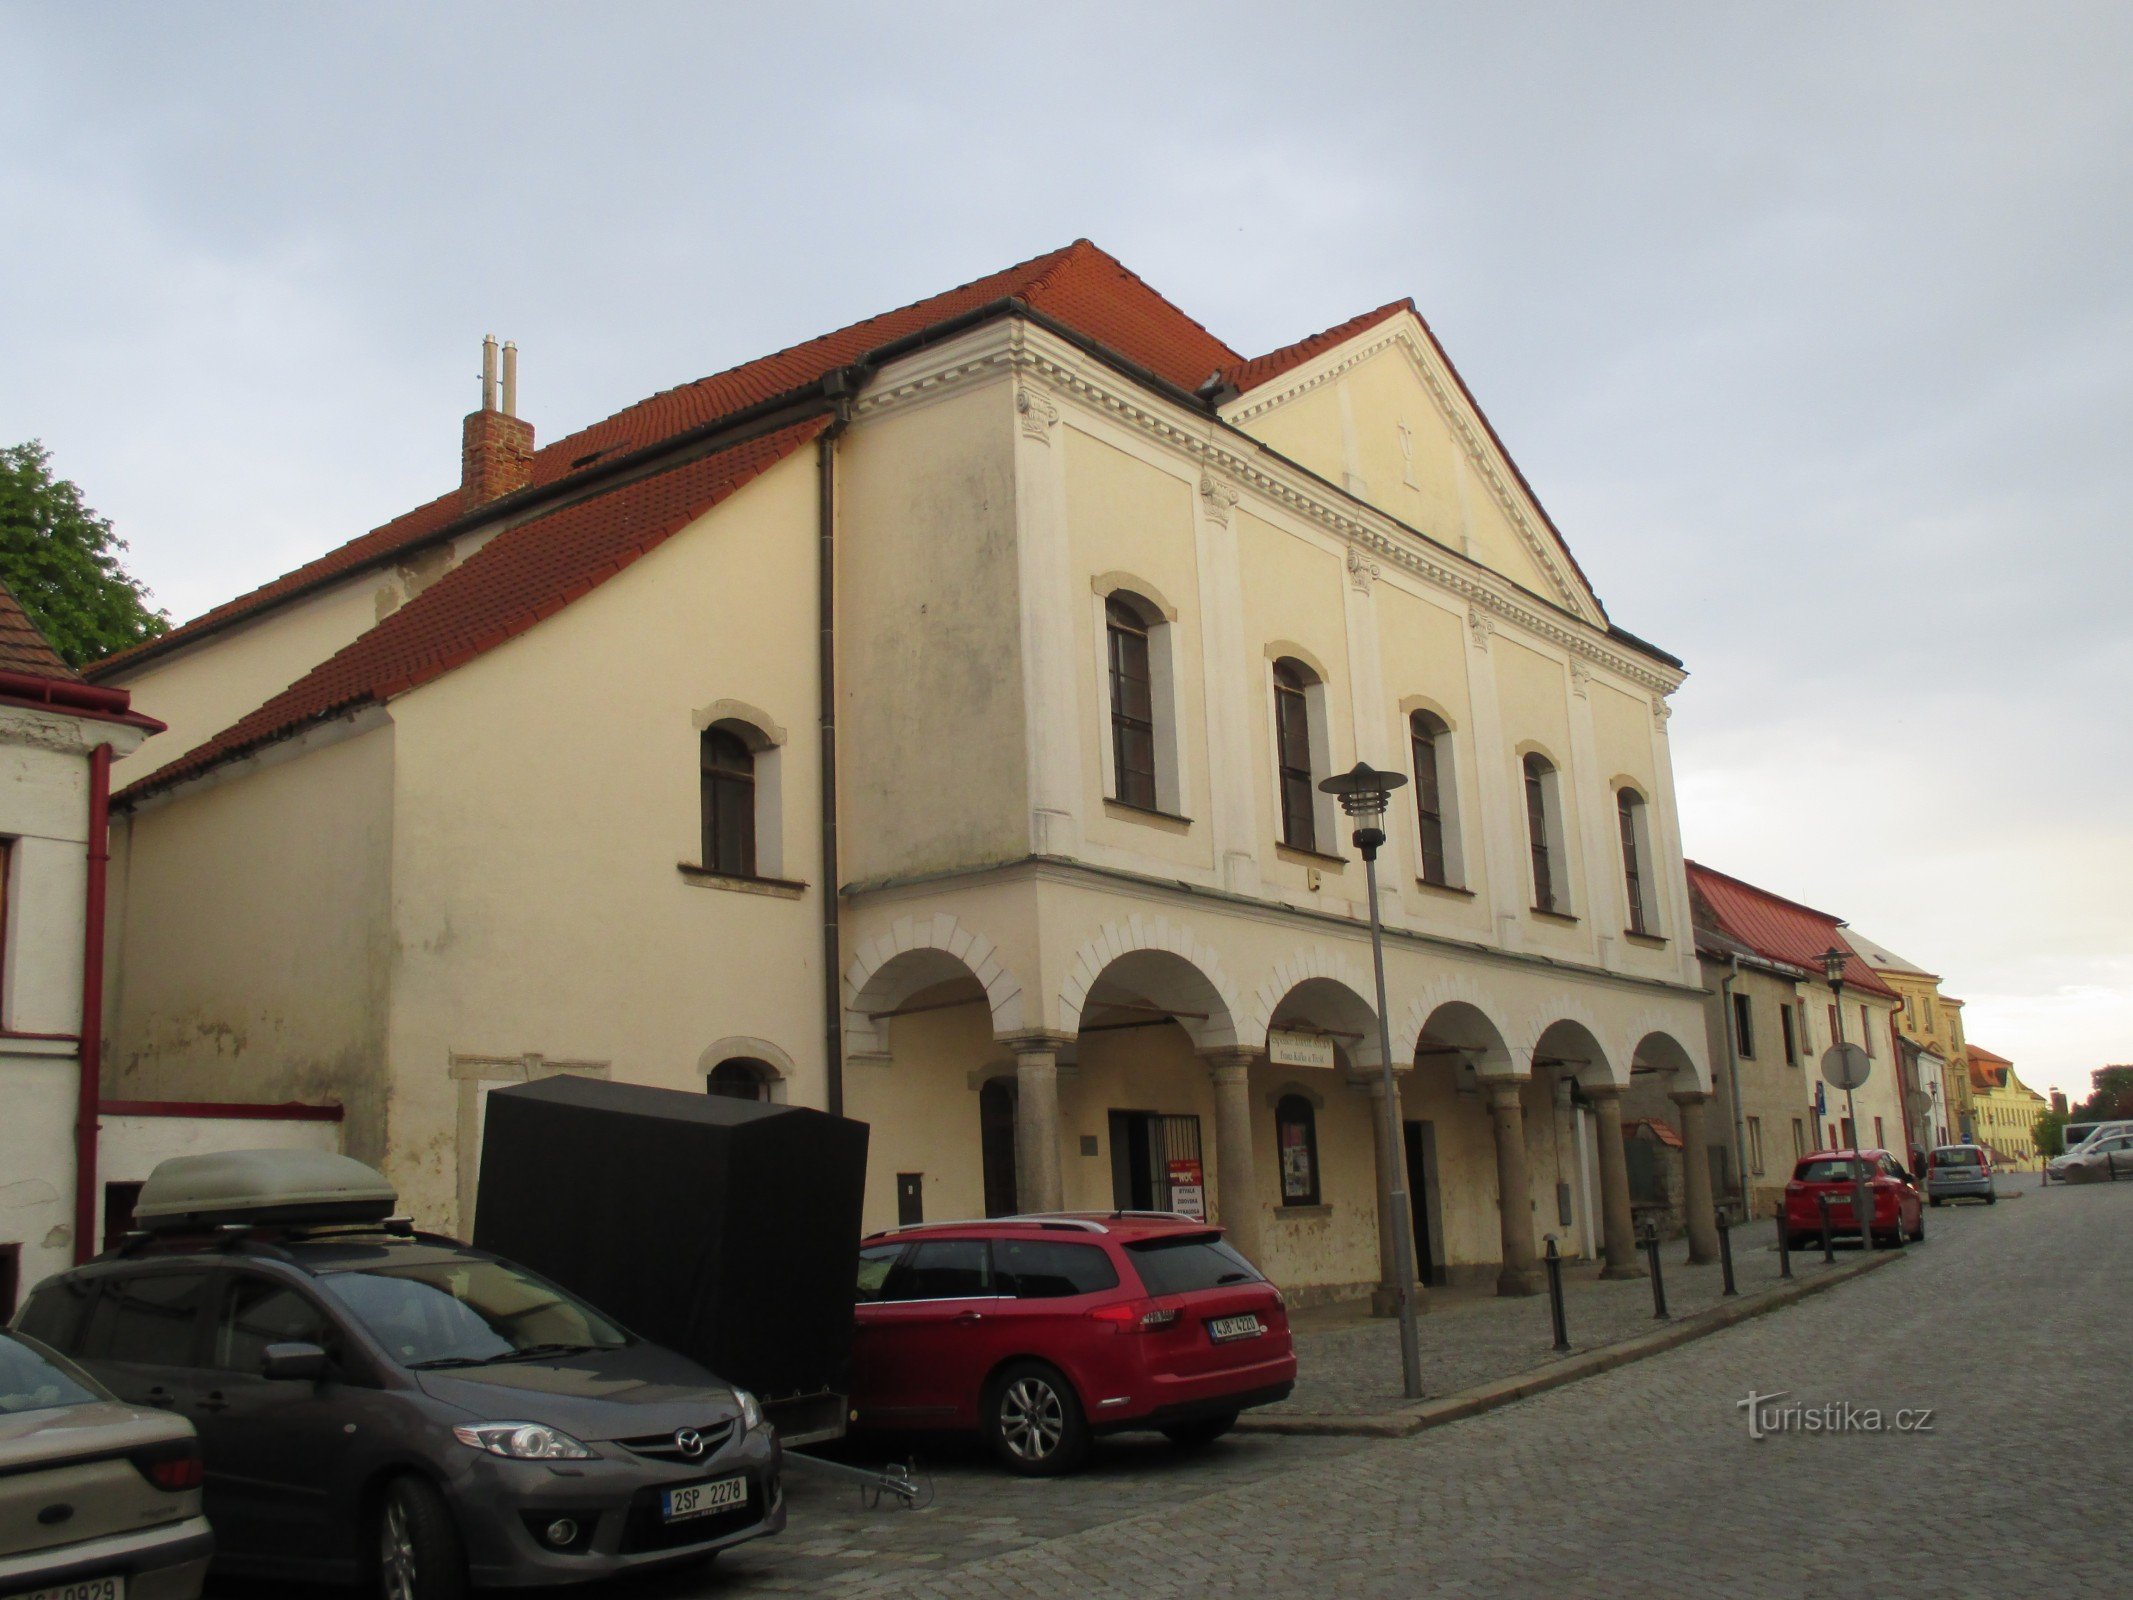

left=1190, top=467, right=1261, bottom=898
left=1460, top=600, right=1520, bottom=948
left=1011, top=377, right=1086, bottom=859
left=1563, top=654, right=1613, bottom=968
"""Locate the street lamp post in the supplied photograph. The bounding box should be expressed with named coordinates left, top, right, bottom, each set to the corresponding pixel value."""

left=1321, top=761, right=1423, bottom=1400
left=1821, top=945, right=1875, bottom=1247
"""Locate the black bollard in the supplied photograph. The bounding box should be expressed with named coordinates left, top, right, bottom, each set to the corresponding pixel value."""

left=1775, top=1206, right=1792, bottom=1278
left=1716, top=1207, right=1738, bottom=1295
left=1642, top=1222, right=1669, bottom=1319
left=1543, top=1236, right=1571, bottom=1353
left=1816, top=1192, right=1835, bottom=1262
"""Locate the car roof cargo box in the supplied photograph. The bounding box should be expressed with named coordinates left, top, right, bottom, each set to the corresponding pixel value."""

left=472, top=1075, right=869, bottom=1415
left=133, top=1149, right=398, bottom=1232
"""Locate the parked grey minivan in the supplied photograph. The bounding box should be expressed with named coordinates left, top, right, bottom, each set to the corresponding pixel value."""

left=10, top=1151, right=783, bottom=1598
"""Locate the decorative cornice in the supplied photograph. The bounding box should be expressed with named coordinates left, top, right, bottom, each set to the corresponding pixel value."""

left=852, top=320, right=1683, bottom=696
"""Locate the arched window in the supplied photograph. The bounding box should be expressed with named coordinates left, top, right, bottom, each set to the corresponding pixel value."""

left=1276, top=1094, right=1320, bottom=1206
left=1523, top=752, right=1565, bottom=914
left=701, top=727, right=756, bottom=877
left=1617, top=787, right=1657, bottom=934
left=1409, top=710, right=1453, bottom=886
left=1105, top=596, right=1158, bottom=811
left=979, top=1079, right=1019, bottom=1218
left=1273, top=658, right=1321, bottom=852
left=706, top=1059, right=770, bottom=1101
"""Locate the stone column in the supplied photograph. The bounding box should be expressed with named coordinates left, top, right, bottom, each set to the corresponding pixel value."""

left=1012, top=1042, right=1065, bottom=1214
left=1585, top=1082, right=1643, bottom=1278
left=1673, top=1089, right=1721, bottom=1264
left=1486, top=1079, right=1541, bottom=1296
left=1204, top=1050, right=1264, bottom=1267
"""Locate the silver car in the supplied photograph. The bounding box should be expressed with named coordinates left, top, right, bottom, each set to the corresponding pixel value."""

left=1925, top=1144, right=1997, bottom=1205
left=2049, top=1130, right=2133, bottom=1183
left=0, top=1329, right=213, bottom=1599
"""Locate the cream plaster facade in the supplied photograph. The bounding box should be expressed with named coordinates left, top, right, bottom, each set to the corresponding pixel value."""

left=0, top=701, right=152, bottom=1300
left=104, top=301, right=1710, bottom=1304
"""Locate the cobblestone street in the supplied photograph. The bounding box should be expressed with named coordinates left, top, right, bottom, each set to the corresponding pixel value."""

left=689, top=1174, right=2125, bottom=1599
left=204, top=1177, right=2125, bottom=1599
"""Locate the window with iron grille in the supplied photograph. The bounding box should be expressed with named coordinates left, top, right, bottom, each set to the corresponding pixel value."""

left=1409, top=710, right=1451, bottom=885
left=1523, top=753, right=1560, bottom=912
left=1275, top=1095, right=1320, bottom=1206
left=700, top=727, right=756, bottom=876
left=1617, top=788, right=1654, bottom=933
left=1273, top=659, right=1318, bottom=852
left=1105, top=596, right=1158, bottom=811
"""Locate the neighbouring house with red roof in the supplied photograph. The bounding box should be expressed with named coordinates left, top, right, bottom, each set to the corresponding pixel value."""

left=1675, top=862, right=1913, bottom=1218
left=1967, top=1045, right=2048, bottom=1169
left=0, top=583, right=347, bottom=1312
left=90, top=241, right=1713, bottom=1304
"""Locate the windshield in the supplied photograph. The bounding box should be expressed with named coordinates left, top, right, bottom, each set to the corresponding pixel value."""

left=1931, top=1148, right=1982, bottom=1168
left=320, top=1256, right=628, bottom=1369
left=1124, top=1234, right=1264, bottom=1296
left=1795, top=1158, right=1868, bottom=1183
left=0, top=1333, right=103, bottom=1415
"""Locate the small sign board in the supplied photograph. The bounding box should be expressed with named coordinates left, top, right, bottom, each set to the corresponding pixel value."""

left=1268, top=1029, right=1337, bottom=1070
left=1821, top=1043, right=1871, bottom=1091
left=1166, top=1158, right=1206, bottom=1221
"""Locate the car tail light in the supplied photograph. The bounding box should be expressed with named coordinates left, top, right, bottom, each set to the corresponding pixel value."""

left=1088, top=1298, right=1177, bottom=1333
left=130, top=1438, right=204, bottom=1492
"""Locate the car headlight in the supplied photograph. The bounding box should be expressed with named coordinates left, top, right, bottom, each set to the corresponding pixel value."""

left=452, top=1422, right=594, bottom=1460
left=733, top=1388, right=765, bottom=1434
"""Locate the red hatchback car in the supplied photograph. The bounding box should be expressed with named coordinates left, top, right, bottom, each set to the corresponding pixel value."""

left=850, top=1215, right=1296, bottom=1475
left=1783, top=1147, right=1925, bottom=1249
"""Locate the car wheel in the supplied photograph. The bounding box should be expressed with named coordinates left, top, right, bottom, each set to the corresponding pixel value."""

left=1928, top=1196, right=1942, bottom=1208
left=1986, top=1193, right=1997, bottom=1205
left=1908, top=1209, right=1924, bottom=1242
left=374, top=1475, right=466, bottom=1600
left=1161, top=1411, right=1239, bottom=1449
left=983, top=1360, right=1089, bottom=1477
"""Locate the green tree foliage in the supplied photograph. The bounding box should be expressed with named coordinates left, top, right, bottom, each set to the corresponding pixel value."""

left=0, top=441, right=168, bottom=667
left=2076, top=1065, right=2133, bottom=1121
left=2033, top=1108, right=2068, bottom=1158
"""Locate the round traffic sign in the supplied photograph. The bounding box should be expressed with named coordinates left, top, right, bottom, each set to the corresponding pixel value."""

left=1821, top=1043, right=1871, bottom=1090
left=1906, top=1089, right=1932, bottom=1117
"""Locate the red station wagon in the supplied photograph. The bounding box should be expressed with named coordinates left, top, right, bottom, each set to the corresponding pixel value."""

left=850, top=1215, right=1296, bottom=1475
left=1783, top=1148, right=1925, bottom=1249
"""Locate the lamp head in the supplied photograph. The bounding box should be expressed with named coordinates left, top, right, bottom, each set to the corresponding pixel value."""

left=1319, top=761, right=1406, bottom=829
left=1819, top=945, right=1850, bottom=988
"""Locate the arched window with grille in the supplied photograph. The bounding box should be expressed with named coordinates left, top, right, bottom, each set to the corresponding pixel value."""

left=1105, top=595, right=1158, bottom=811
left=1273, top=658, right=1323, bottom=852
left=1523, top=752, right=1567, bottom=914
left=1617, top=786, right=1658, bottom=935
left=1275, top=1094, right=1320, bottom=1206
left=1408, top=710, right=1457, bottom=886
left=701, top=727, right=756, bottom=877
left=706, top=1059, right=771, bottom=1101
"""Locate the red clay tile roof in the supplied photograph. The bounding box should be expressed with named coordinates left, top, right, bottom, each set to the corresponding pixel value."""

left=1966, top=1045, right=2014, bottom=1092
left=1627, top=1117, right=1684, bottom=1149
left=121, top=419, right=826, bottom=803
left=0, top=579, right=79, bottom=680
left=91, top=241, right=1239, bottom=681
left=1684, top=861, right=1897, bottom=999
left=1223, top=301, right=1413, bottom=395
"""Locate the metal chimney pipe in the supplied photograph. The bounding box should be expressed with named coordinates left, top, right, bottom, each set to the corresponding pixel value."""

left=501, top=340, right=518, bottom=417
left=481, top=335, right=499, bottom=412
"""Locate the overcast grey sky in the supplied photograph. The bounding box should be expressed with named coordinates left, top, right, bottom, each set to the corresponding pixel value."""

left=4, top=2, right=2126, bottom=1100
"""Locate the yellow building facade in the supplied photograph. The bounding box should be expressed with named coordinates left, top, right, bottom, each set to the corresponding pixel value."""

left=1968, top=1047, right=2048, bottom=1169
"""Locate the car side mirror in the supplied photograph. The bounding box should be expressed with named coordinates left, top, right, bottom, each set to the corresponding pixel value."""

left=261, top=1341, right=329, bottom=1382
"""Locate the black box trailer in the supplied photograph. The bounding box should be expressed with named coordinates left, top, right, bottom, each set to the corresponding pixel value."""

left=472, top=1074, right=869, bottom=1444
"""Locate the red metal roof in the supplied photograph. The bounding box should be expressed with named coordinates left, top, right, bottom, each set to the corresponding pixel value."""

left=1684, top=861, right=1897, bottom=999
left=91, top=241, right=1238, bottom=679
left=0, top=579, right=80, bottom=680
left=121, top=419, right=826, bottom=803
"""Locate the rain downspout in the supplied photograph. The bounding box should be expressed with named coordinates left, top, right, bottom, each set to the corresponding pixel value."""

left=1718, top=954, right=1749, bottom=1220
left=817, top=383, right=855, bottom=1118
left=73, top=743, right=113, bottom=1264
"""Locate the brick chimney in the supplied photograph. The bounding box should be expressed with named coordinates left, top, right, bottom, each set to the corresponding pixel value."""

left=461, top=335, right=534, bottom=507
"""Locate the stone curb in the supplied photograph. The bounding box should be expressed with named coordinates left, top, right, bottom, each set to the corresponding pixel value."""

left=1237, top=1249, right=1905, bottom=1440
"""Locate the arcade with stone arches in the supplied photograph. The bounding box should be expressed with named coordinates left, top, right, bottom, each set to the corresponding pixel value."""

left=840, top=909, right=1711, bottom=1304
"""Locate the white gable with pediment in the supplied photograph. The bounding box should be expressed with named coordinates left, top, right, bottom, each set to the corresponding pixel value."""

left=1222, top=312, right=1604, bottom=626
